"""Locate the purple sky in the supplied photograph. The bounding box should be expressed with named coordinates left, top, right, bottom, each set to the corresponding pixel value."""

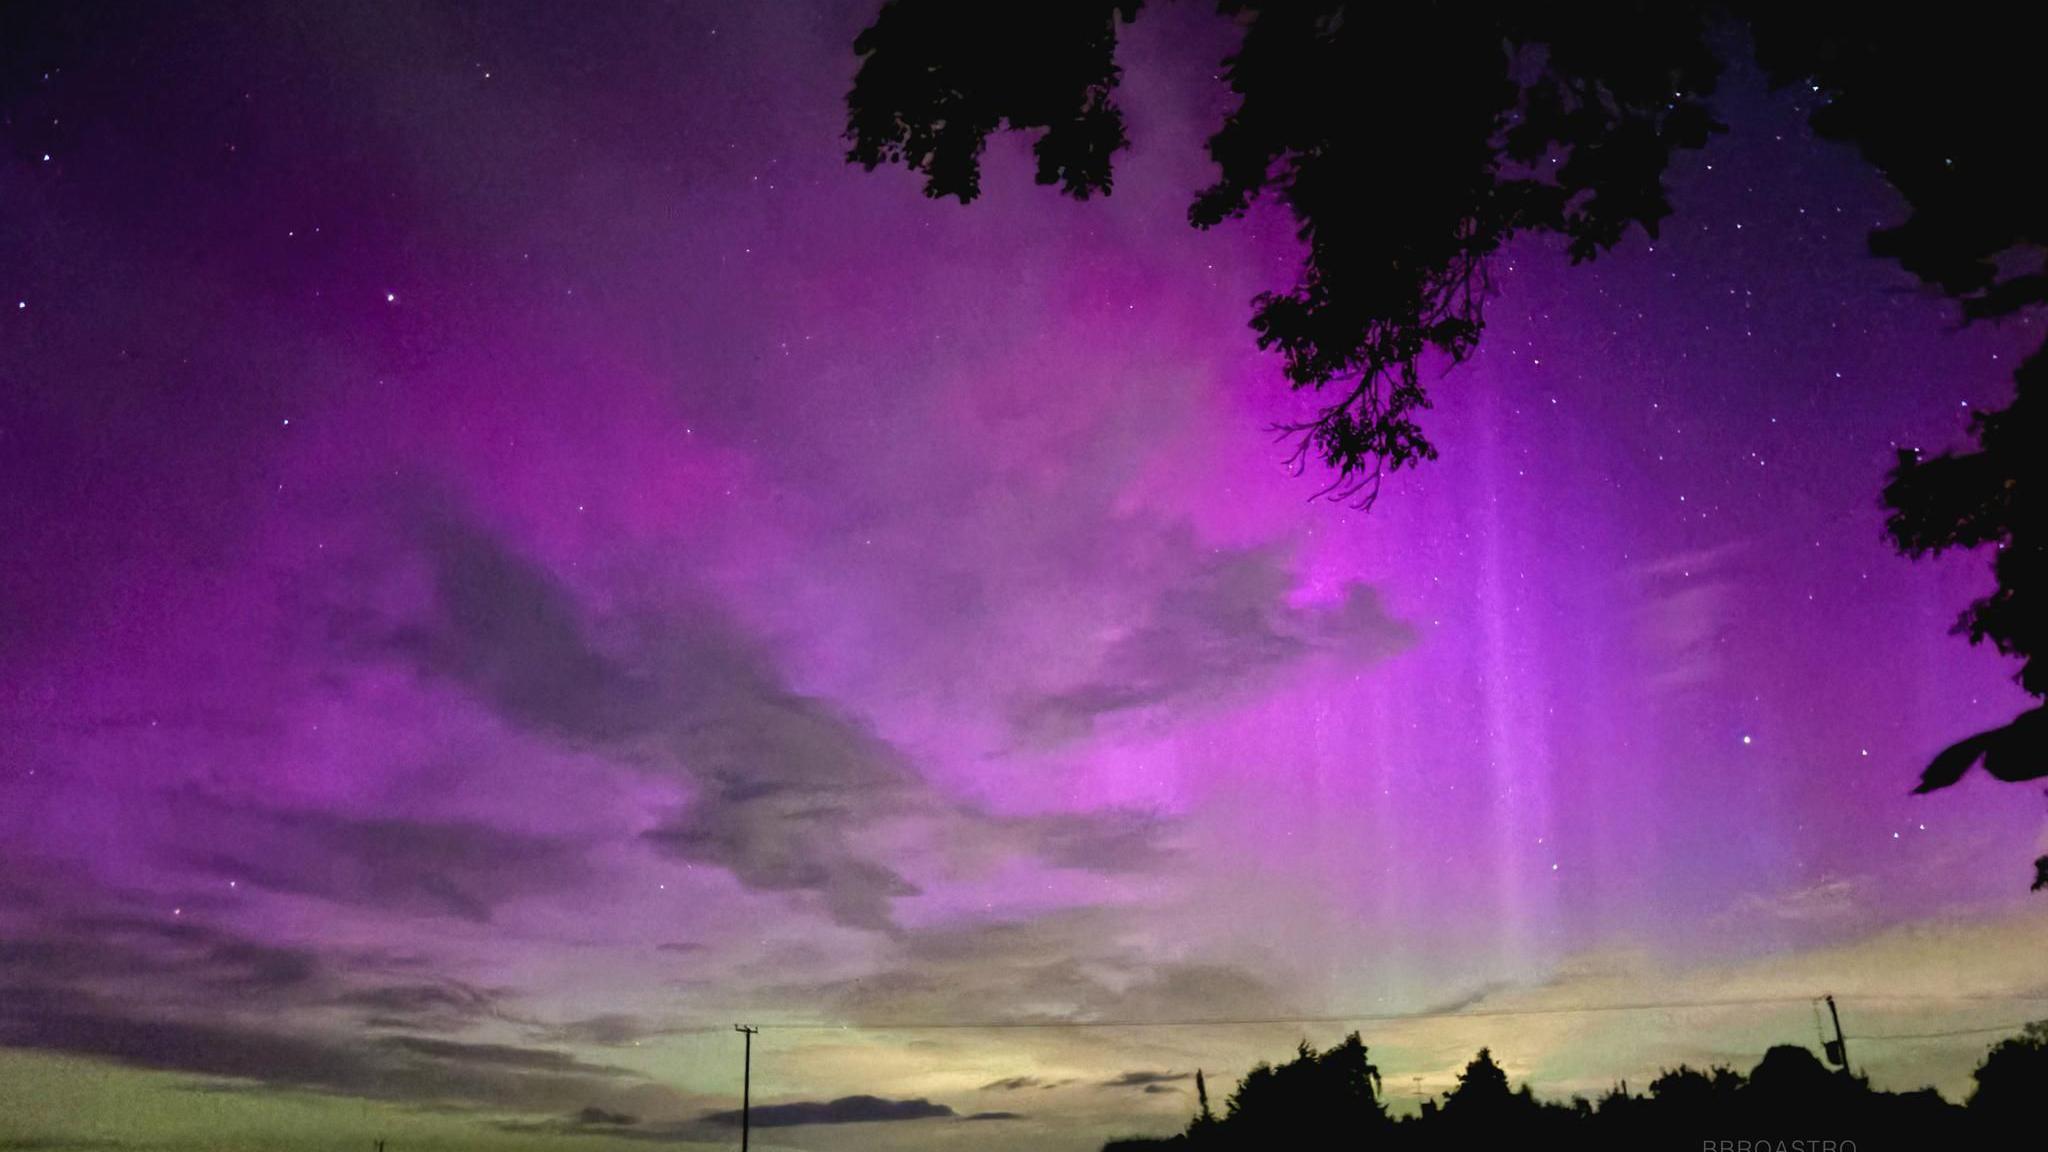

left=4, top=3, right=2046, bottom=1150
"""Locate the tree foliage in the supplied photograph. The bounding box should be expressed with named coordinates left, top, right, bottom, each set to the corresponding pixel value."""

left=1103, top=1029, right=2048, bottom=1150
left=849, top=1, right=1724, bottom=508
left=1748, top=9, right=2048, bottom=861
left=846, top=2, right=2048, bottom=876
left=1968, top=1020, right=2048, bottom=1120
left=1203, top=1032, right=1388, bottom=1146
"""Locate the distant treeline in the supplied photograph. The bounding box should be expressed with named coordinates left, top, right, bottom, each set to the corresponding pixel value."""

left=1103, top=1024, right=2047, bottom=1150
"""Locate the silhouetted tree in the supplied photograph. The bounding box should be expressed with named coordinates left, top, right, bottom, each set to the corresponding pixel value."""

left=848, top=2, right=2048, bottom=875
left=1625, top=1064, right=1746, bottom=1147
left=849, top=1, right=1722, bottom=509
left=1968, top=1020, right=2048, bottom=1125
left=1892, top=348, right=2047, bottom=887
left=1435, top=1046, right=1544, bottom=1145
left=1747, top=11, right=2048, bottom=881
left=1187, top=1067, right=1218, bottom=1141
left=1111, top=1031, right=2001, bottom=1151
left=1440, top=1047, right=1512, bottom=1114
left=1211, top=1033, right=1389, bottom=1147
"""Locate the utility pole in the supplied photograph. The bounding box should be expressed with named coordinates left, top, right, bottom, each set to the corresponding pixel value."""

left=734, top=1025, right=758, bottom=1152
left=1823, top=995, right=1849, bottom=1071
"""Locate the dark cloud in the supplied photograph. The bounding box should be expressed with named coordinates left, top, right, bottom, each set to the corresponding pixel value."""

left=0, top=895, right=686, bottom=1118
left=333, top=501, right=927, bottom=931
left=375, top=1035, right=629, bottom=1076
left=963, top=1111, right=1024, bottom=1121
left=1012, top=544, right=1412, bottom=746
left=174, top=788, right=585, bottom=923
left=646, top=805, right=917, bottom=935
left=1002, top=808, right=1175, bottom=874
left=1104, top=1070, right=1192, bottom=1089
left=330, top=501, right=1180, bottom=932
left=573, top=1107, right=638, bottom=1127
left=373, top=507, right=655, bottom=741
left=980, top=1075, right=1045, bottom=1091
left=1143, top=1083, right=1180, bottom=1094
left=701, top=1095, right=956, bottom=1128
left=336, top=981, right=504, bottom=1031
left=2, top=916, right=325, bottom=1006
left=0, top=988, right=669, bottom=1115
left=783, top=910, right=1291, bottom=1031
left=531, top=1013, right=663, bottom=1047
left=1409, top=982, right=1513, bottom=1018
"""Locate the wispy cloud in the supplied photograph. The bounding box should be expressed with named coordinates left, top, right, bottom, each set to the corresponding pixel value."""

left=701, top=1095, right=956, bottom=1127
left=327, top=498, right=1185, bottom=931
left=1011, top=542, right=1412, bottom=746
left=1103, top=1070, right=1192, bottom=1089
left=177, top=790, right=586, bottom=924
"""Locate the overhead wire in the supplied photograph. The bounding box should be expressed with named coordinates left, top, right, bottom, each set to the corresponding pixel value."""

left=664, top=992, right=2048, bottom=1034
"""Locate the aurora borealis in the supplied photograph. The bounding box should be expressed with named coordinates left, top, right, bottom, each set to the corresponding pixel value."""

left=4, top=3, right=2046, bottom=1150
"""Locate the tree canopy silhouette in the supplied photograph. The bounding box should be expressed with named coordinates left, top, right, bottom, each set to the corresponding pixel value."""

left=1213, top=1033, right=1389, bottom=1146
left=848, top=0, right=1724, bottom=510
left=845, top=1, right=2048, bottom=880
left=1100, top=1027, right=2035, bottom=1151
left=1967, top=1020, right=2048, bottom=1122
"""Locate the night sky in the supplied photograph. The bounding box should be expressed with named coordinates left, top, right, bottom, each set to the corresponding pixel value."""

left=4, top=3, right=2045, bottom=1151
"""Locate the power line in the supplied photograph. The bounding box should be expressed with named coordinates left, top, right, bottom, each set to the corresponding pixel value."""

left=678, top=992, right=2048, bottom=1034
left=755, top=997, right=1813, bottom=1031
left=1850, top=1022, right=2040, bottom=1042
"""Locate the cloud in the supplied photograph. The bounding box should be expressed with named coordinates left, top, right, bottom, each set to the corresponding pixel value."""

left=572, top=1107, right=638, bottom=1127
left=962, top=1111, right=1024, bottom=1121
left=2, top=915, right=326, bottom=1006
left=784, top=908, right=1291, bottom=1029
left=2, top=898, right=519, bottom=1049
left=1625, top=542, right=1749, bottom=695
left=981, top=1076, right=1046, bottom=1091
left=1719, top=876, right=1867, bottom=926
left=329, top=499, right=1182, bottom=931
left=369, top=506, right=654, bottom=741
left=335, top=981, right=505, bottom=1031
left=0, top=892, right=690, bottom=1119
left=0, top=987, right=671, bottom=1116
left=1011, top=543, right=1412, bottom=746
left=531, top=1013, right=664, bottom=1047
left=994, top=808, right=1177, bottom=874
left=700, top=1095, right=956, bottom=1127
left=177, top=792, right=585, bottom=923
left=338, top=501, right=928, bottom=930
left=1103, top=1070, right=1191, bottom=1089
left=375, top=1035, right=630, bottom=1076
